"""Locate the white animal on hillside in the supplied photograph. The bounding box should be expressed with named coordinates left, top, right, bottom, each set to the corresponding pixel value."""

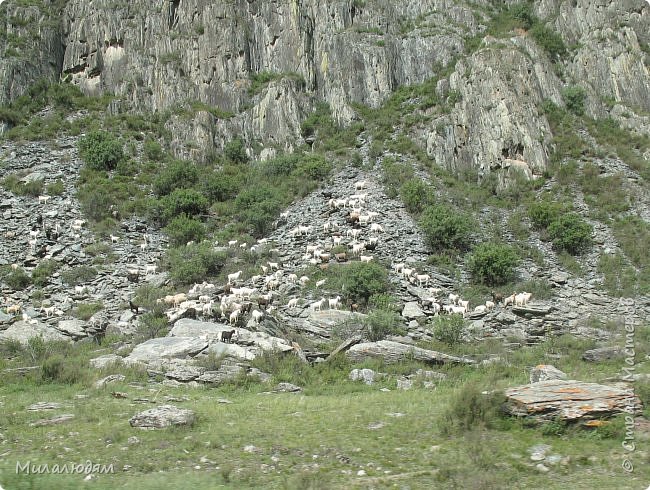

left=485, top=300, right=495, bottom=311
left=328, top=296, right=341, bottom=310
left=228, top=240, right=238, bottom=247
left=299, top=276, right=310, bottom=286
left=392, top=263, right=405, bottom=274
left=354, top=180, right=367, bottom=190
left=458, top=299, right=469, bottom=312
left=503, top=293, right=516, bottom=307
left=110, top=234, right=119, bottom=243
left=360, top=255, right=373, bottom=262
left=474, top=305, right=487, bottom=314
left=227, top=270, right=243, bottom=284
left=287, top=298, right=299, bottom=308
left=448, top=293, right=459, bottom=305
left=312, top=298, right=326, bottom=311
left=370, top=223, right=384, bottom=233
left=251, top=310, right=264, bottom=324
left=315, top=279, right=327, bottom=288
left=416, top=274, right=430, bottom=287
left=38, top=195, right=51, bottom=204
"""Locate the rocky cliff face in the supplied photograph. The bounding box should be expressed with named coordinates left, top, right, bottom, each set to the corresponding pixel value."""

left=1, top=0, right=649, bottom=175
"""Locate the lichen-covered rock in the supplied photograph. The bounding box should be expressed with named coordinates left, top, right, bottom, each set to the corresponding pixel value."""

left=530, top=365, right=567, bottom=383
left=129, top=405, right=195, bottom=429
left=504, top=380, right=642, bottom=421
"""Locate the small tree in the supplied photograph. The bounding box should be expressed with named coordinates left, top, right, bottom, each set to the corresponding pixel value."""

left=153, top=160, right=199, bottom=197
left=330, top=262, right=389, bottom=305
left=400, top=178, right=431, bottom=214
left=161, top=188, right=209, bottom=222
left=419, top=205, right=473, bottom=252
left=224, top=137, right=249, bottom=164
left=548, top=213, right=593, bottom=255
left=364, top=308, right=402, bottom=341
left=78, top=131, right=124, bottom=171
left=164, top=214, right=206, bottom=247
left=467, top=242, right=519, bottom=286
left=430, top=315, right=466, bottom=346
left=527, top=200, right=564, bottom=229
left=561, top=86, right=586, bottom=116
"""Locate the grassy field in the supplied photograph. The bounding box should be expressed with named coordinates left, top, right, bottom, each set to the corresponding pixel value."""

left=0, top=334, right=648, bottom=490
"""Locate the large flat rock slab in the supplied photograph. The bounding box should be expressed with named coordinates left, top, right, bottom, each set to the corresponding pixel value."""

left=504, top=380, right=642, bottom=421
left=0, top=321, right=69, bottom=345
left=307, top=310, right=365, bottom=329
left=346, top=340, right=474, bottom=365
left=205, top=342, right=257, bottom=361
left=169, top=318, right=231, bottom=339
left=125, top=337, right=208, bottom=364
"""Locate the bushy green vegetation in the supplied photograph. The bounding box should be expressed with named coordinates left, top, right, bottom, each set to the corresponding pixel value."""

left=153, top=160, right=199, bottom=196
left=1, top=174, right=44, bottom=196
left=580, top=163, right=629, bottom=220
left=326, top=262, right=389, bottom=305
left=31, top=259, right=59, bottom=287
left=429, top=315, right=466, bottom=346
left=467, top=242, right=519, bottom=286
left=2, top=267, right=31, bottom=290
left=364, top=308, right=403, bottom=341
left=562, top=86, right=587, bottom=116
left=440, top=381, right=508, bottom=435
left=527, top=198, right=566, bottom=229
left=72, top=302, right=104, bottom=321
left=164, top=242, right=227, bottom=285
left=78, top=131, right=124, bottom=171
left=136, top=311, right=170, bottom=340
left=248, top=71, right=305, bottom=96
left=400, top=178, right=432, bottom=214
left=164, top=214, right=206, bottom=247
left=419, top=204, right=473, bottom=252
left=159, top=188, right=209, bottom=223
left=547, top=213, right=593, bottom=255
left=61, top=265, right=98, bottom=286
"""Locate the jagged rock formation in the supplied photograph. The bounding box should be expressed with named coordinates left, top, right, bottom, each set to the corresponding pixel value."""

left=2, top=0, right=648, bottom=176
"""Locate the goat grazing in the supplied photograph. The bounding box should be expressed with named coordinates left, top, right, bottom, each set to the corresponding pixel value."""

left=220, top=329, right=236, bottom=343
left=328, top=296, right=341, bottom=310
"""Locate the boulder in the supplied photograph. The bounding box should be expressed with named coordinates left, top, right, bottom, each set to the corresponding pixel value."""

left=129, top=405, right=195, bottom=429
left=582, top=346, right=624, bottom=363
left=504, top=380, right=642, bottom=421
left=125, top=337, right=208, bottom=364
left=55, top=319, right=88, bottom=339
left=401, top=302, right=425, bottom=319
left=168, top=318, right=230, bottom=340
left=530, top=365, right=567, bottom=383
left=0, top=321, right=69, bottom=345
left=349, top=368, right=380, bottom=385
left=205, top=342, right=257, bottom=361
left=89, top=354, right=123, bottom=369
left=307, top=310, right=365, bottom=330
left=346, top=340, right=474, bottom=365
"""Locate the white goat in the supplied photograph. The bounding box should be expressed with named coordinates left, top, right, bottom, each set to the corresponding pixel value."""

left=485, top=300, right=495, bottom=311
left=416, top=274, right=430, bottom=287
left=474, top=305, right=487, bottom=314
left=312, top=298, right=326, bottom=311
left=328, top=296, right=341, bottom=310
left=448, top=293, right=459, bottom=305
left=227, top=270, right=243, bottom=284
left=251, top=309, right=264, bottom=324
left=360, top=255, right=373, bottom=262
left=458, top=299, right=469, bottom=312
left=354, top=180, right=367, bottom=190
left=287, top=297, right=299, bottom=308
left=370, top=223, right=384, bottom=233
left=299, top=276, right=310, bottom=286
left=38, top=195, right=51, bottom=204
left=110, top=234, right=119, bottom=243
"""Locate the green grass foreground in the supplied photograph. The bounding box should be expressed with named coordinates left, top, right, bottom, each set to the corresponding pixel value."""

left=0, top=336, right=648, bottom=489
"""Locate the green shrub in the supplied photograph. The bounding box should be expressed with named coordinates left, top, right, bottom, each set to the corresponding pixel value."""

left=364, top=308, right=402, bottom=341
left=224, top=137, right=249, bottom=164
left=327, top=262, right=389, bottom=305
left=136, top=311, right=169, bottom=340
left=4, top=268, right=31, bottom=290
left=31, top=259, right=59, bottom=287
left=61, top=265, right=98, bottom=286
left=527, top=200, right=564, bottom=229
left=165, top=214, right=206, bottom=247
left=598, top=254, right=638, bottom=297
left=561, top=86, right=587, bottom=116
left=430, top=315, right=466, bottom=346
left=72, top=302, right=103, bottom=321
left=200, top=170, right=242, bottom=202
left=400, top=178, right=431, bottom=214
left=78, top=131, right=124, bottom=171
left=419, top=205, right=473, bottom=252
left=160, top=188, right=209, bottom=222
left=548, top=213, right=592, bottom=255
left=40, top=354, right=88, bottom=385
left=165, top=242, right=227, bottom=285
left=467, top=242, right=519, bottom=286
left=143, top=138, right=165, bottom=161
left=46, top=180, right=65, bottom=195
left=234, top=186, right=283, bottom=237
left=530, top=23, right=567, bottom=62
left=441, top=381, right=507, bottom=435
left=153, top=160, right=199, bottom=197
